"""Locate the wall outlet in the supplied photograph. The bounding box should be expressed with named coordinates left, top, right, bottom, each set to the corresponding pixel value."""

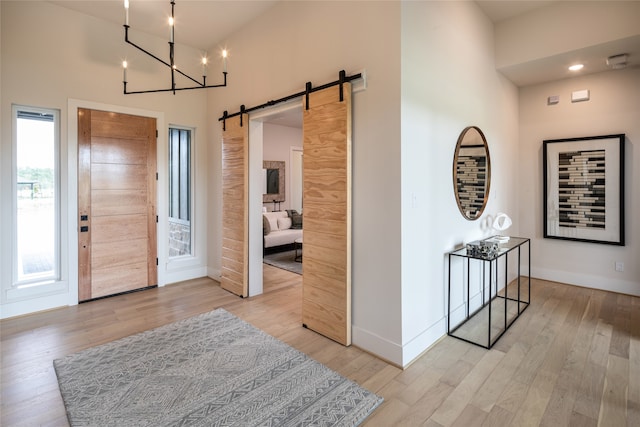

left=615, top=261, right=624, bottom=272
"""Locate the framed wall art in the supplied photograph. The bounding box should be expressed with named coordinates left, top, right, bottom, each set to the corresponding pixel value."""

left=543, top=134, right=625, bottom=245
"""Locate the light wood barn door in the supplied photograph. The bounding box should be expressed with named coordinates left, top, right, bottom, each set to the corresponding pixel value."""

left=221, top=114, right=249, bottom=297
left=78, top=108, right=157, bottom=301
left=302, top=83, right=352, bottom=345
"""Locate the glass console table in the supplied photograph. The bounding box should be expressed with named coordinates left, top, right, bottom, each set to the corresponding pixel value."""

left=447, top=236, right=530, bottom=349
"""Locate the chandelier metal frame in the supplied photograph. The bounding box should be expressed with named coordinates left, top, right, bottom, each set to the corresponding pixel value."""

left=122, top=0, right=227, bottom=95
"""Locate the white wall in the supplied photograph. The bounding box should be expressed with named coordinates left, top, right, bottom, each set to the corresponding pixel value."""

left=1, top=1, right=211, bottom=318
left=206, top=1, right=404, bottom=363
left=400, top=1, right=520, bottom=365
left=262, top=123, right=302, bottom=212
left=207, top=0, right=520, bottom=366
left=519, top=68, right=640, bottom=296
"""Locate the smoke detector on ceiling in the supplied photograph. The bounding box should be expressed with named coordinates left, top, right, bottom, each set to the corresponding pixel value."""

left=606, top=54, right=628, bottom=70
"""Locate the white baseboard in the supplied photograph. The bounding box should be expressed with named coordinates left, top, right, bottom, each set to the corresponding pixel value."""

left=1, top=292, right=70, bottom=319
left=532, top=267, right=640, bottom=297
left=353, top=317, right=447, bottom=368
left=448, top=290, right=487, bottom=330
left=400, top=317, right=447, bottom=367
left=164, top=266, right=208, bottom=286
left=207, top=267, right=221, bottom=282
left=352, top=325, right=403, bottom=366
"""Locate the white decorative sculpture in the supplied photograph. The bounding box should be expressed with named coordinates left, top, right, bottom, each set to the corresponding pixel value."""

left=492, top=212, right=512, bottom=242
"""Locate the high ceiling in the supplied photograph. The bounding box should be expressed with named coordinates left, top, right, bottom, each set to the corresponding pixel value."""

left=50, top=0, right=553, bottom=51
left=49, top=0, right=279, bottom=52
left=476, top=0, right=558, bottom=23
left=476, top=0, right=640, bottom=87
left=49, top=0, right=638, bottom=90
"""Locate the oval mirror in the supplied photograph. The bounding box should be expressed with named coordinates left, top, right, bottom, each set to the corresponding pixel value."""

left=453, top=126, right=491, bottom=220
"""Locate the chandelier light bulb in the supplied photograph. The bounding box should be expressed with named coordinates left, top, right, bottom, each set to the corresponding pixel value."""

left=122, top=60, right=128, bottom=82
left=202, top=57, right=208, bottom=77
left=222, top=49, right=228, bottom=73
left=124, top=0, right=129, bottom=25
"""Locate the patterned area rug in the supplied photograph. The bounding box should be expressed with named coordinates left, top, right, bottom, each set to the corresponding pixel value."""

left=54, top=309, right=382, bottom=426
left=263, top=250, right=302, bottom=275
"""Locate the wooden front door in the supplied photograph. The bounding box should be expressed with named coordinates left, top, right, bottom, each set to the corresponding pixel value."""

left=302, top=83, right=352, bottom=345
left=221, top=114, right=249, bottom=297
left=78, top=108, right=157, bottom=301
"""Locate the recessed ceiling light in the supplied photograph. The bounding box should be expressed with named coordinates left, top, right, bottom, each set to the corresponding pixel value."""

left=569, top=64, right=584, bottom=71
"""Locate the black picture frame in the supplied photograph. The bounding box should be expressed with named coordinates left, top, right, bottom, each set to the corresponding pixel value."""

left=543, top=134, right=625, bottom=245
left=262, top=160, right=285, bottom=203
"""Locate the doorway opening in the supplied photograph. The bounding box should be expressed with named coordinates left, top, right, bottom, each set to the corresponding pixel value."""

left=247, top=102, right=303, bottom=296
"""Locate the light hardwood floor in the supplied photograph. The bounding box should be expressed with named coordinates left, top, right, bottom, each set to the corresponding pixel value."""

left=1, top=268, right=638, bottom=426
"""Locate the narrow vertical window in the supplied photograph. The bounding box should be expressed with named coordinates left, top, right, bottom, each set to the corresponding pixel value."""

left=168, top=127, right=192, bottom=257
left=14, top=106, right=59, bottom=285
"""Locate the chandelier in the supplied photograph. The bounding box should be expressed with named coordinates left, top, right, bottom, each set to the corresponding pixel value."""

left=122, top=0, right=228, bottom=95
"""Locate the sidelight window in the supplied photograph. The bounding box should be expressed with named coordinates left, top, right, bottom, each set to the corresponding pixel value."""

left=13, top=105, right=60, bottom=286
left=168, top=127, right=192, bottom=257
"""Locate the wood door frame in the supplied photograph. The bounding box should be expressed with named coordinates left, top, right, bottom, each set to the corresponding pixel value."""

left=67, top=100, right=166, bottom=306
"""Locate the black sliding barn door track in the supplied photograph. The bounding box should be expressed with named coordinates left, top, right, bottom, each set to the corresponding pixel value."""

left=219, top=70, right=362, bottom=130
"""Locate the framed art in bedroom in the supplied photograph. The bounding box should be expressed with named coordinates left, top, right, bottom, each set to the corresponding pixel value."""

left=543, top=134, right=625, bottom=245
